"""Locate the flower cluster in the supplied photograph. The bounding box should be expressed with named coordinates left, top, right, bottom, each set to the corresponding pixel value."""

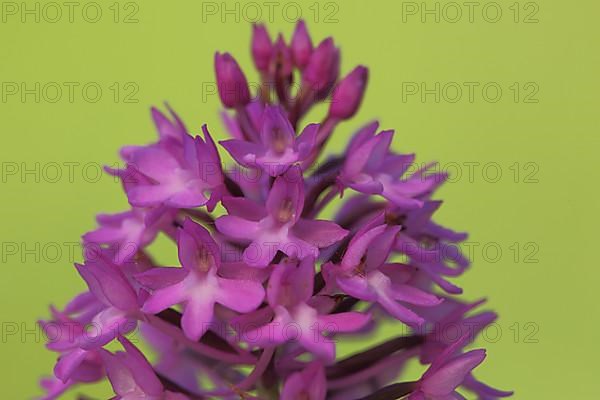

left=38, top=21, right=512, bottom=400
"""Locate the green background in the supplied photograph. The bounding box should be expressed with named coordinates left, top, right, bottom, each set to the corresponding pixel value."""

left=1, top=0, right=598, bottom=398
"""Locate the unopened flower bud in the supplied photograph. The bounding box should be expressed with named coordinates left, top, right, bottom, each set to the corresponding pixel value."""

left=251, top=24, right=273, bottom=73
left=302, top=38, right=340, bottom=100
left=329, top=66, right=369, bottom=120
left=291, top=20, right=313, bottom=70
left=273, top=34, right=294, bottom=78
left=214, top=52, right=251, bottom=108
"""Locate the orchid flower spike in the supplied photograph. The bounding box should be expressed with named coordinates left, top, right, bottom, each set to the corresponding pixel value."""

left=38, top=20, right=511, bottom=400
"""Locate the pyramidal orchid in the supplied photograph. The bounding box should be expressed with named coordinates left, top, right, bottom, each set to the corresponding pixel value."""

left=38, top=20, right=512, bottom=400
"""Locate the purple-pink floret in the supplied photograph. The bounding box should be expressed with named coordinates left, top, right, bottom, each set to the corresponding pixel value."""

left=38, top=20, right=512, bottom=400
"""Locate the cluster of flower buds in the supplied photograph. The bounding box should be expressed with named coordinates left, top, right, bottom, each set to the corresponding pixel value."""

left=38, top=21, right=512, bottom=400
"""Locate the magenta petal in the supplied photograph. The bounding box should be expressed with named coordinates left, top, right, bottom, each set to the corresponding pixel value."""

left=268, top=257, right=315, bottom=306
left=117, top=336, right=164, bottom=396
left=281, top=361, right=326, bottom=400
left=129, top=146, right=180, bottom=181
left=259, top=105, right=296, bottom=149
left=292, top=256, right=316, bottom=302
left=216, top=278, right=265, bottom=312
left=243, top=238, right=280, bottom=267
left=221, top=110, right=244, bottom=139
left=298, top=329, right=335, bottom=363
left=230, top=306, right=274, bottom=336
left=366, top=225, right=401, bottom=269
left=200, top=124, right=222, bottom=168
left=142, top=281, right=187, bottom=314
left=220, top=139, right=263, bottom=167
left=54, top=348, right=87, bottom=382
left=75, top=259, right=138, bottom=312
left=281, top=369, right=309, bottom=400
left=296, top=123, right=319, bottom=159
left=127, top=185, right=173, bottom=207
left=378, top=291, right=425, bottom=326
left=343, top=133, right=383, bottom=177
left=178, top=219, right=221, bottom=272
left=206, top=184, right=223, bottom=213
left=390, top=284, right=442, bottom=306
left=407, top=393, right=426, bottom=400
left=422, top=350, right=486, bottom=396
left=419, top=264, right=464, bottom=295
left=82, top=225, right=124, bottom=244
left=167, top=187, right=209, bottom=208
left=266, top=169, right=305, bottom=223
left=463, top=374, right=514, bottom=398
left=100, top=350, right=134, bottom=396
left=385, top=153, right=416, bottom=178
left=101, top=337, right=164, bottom=398
left=337, top=276, right=378, bottom=301
left=267, top=259, right=294, bottom=306
left=63, top=291, right=98, bottom=315
left=181, top=297, right=215, bottom=341
left=293, top=218, right=348, bottom=248
left=395, top=234, right=440, bottom=263
left=366, top=130, right=395, bottom=171
left=218, top=261, right=272, bottom=282
left=222, top=196, right=267, bottom=220
left=39, top=376, right=73, bottom=400
left=348, top=176, right=384, bottom=194
left=70, top=354, right=104, bottom=383
left=216, top=215, right=260, bottom=240
left=317, top=311, right=371, bottom=333
left=81, top=308, right=134, bottom=350
left=135, top=267, right=188, bottom=290
left=285, top=235, right=320, bottom=261
left=427, top=332, right=475, bottom=375
left=151, top=106, right=185, bottom=142
left=341, top=225, right=386, bottom=269
left=347, top=121, right=379, bottom=153
left=242, top=308, right=292, bottom=347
